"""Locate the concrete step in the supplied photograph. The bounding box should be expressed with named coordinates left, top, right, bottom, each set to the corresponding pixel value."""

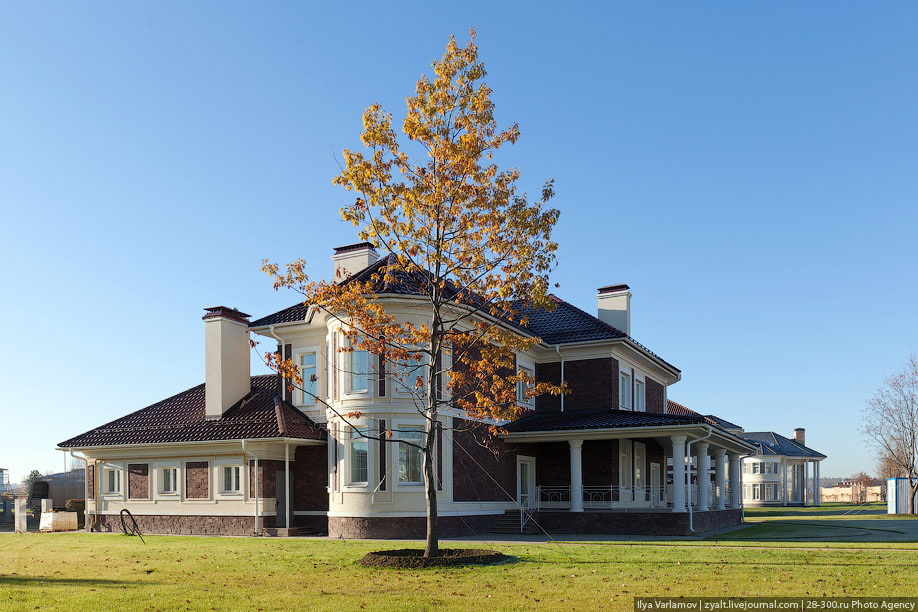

left=263, top=527, right=318, bottom=537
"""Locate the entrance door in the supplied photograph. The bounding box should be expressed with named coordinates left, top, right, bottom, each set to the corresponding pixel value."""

left=275, top=471, right=292, bottom=528
left=634, top=441, right=646, bottom=504
left=650, top=462, right=661, bottom=507
left=517, top=456, right=536, bottom=510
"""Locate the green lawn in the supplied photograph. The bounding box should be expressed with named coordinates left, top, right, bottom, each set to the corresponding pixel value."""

left=744, top=503, right=887, bottom=518
left=2, top=532, right=918, bottom=612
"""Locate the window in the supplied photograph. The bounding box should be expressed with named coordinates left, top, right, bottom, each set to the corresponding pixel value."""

left=161, top=467, right=178, bottom=494
left=516, top=366, right=533, bottom=407
left=752, top=463, right=761, bottom=474
left=398, top=425, right=424, bottom=484
left=300, top=352, right=317, bottom=405
left=634, top=379, right=645, bottom=412
left=620, top=372, right=632, bottom=410
left=349, top=427, right=369, bottom=484
left=349, top=343, right=368, bottom=393
left=222, top=466, right=241, bottom=493
left=105, top=468, right=122, bottom=494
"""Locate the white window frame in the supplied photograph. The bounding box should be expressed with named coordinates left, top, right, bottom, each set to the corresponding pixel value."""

left=346, top=426, right=370, bottom=487
left=340, top=332, right=370, bottom=398
left=294, top=345, right=321, bottom=406
left=396, top=424, right=425, bottom=486
left=220, top=464, right=242, bottom=495
left=160, top=466, right=179, bottom=495
left=103, top=464, right=123, bottom=496
left=634, top=378, right=646, bottom=412
left=516, top=360, right=534, bottom=409
left=619, top=371, right=632, bottom=410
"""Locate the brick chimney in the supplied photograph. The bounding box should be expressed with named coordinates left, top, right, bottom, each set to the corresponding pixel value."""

left=331, top=242, right=379, bottom=283
left=597, top=284, right=631, bottom=335
left=793, top=428, right=805, bottom=445
left=203, top=306, right=251, bottom=420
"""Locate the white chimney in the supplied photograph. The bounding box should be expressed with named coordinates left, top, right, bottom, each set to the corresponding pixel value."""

left=203, top=306, right=251, bottom=420
left=331, top=242, right=379, bottom=282
left=597, top=284, right=631, bottom=335
left=793, top=428, right=805, bottom=445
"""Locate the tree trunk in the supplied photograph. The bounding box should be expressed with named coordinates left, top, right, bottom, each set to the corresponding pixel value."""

left=909, top=477, right=918, bottom=515
left=423, top=416, right=438, bottom=557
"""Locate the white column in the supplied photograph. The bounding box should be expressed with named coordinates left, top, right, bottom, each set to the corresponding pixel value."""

left=712, top=448, right=726, bottom=510
left=696, top=442, right=710, bottom=512
left=815, top=461, right=821, bottom=506
left=728, top=453, right=741, bottom=508
left=671, top=435, right=687, bottom=512
left=804, top=461, right=810, bottom=506
left=781, top=457, right=787, bottom=506
left=284, top=443, right=291, bottom=529
left=569, top=439, right=584, bottom=513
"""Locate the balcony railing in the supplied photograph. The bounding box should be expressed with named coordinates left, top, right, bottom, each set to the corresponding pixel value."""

left=535, top=484, right=734, bottom=511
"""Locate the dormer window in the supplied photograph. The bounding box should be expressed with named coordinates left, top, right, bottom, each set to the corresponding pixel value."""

left=620, top=371, right=632, bottom=410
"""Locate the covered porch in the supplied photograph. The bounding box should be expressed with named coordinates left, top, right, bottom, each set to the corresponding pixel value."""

left=502, top=410, right=757, bottom=534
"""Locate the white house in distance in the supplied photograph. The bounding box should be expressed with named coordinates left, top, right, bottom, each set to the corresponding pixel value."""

left=740, top=429, right=826, bottom=506
left=59, top=241, right=761, bottom=538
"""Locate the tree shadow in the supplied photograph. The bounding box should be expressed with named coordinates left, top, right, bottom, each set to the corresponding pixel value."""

left=0, top=575, right=153, bottom=587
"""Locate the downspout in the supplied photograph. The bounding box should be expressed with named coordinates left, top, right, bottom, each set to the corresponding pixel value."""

left=685, top=426, right=713, bottom=534
left=555, top=345, right=565, bottom=412
left=242, top=440, right=261, bottom=536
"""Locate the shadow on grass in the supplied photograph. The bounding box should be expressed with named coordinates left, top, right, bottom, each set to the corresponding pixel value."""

left=0, top=575, right=152, bottom=587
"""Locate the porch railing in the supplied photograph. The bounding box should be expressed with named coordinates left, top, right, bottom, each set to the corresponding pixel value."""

left=537, top=484, right=734, bottom=511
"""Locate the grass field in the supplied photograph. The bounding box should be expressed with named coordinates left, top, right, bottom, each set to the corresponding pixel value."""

left=2, top=526, right=918, bottom=612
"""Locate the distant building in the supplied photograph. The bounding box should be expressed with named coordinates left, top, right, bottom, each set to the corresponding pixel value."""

left=740, top=429, right=826, bottom=506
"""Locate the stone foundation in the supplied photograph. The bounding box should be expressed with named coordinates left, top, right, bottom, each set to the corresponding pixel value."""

left=328, top=514, right=502, bottom=539
left=89, top=514, right=277, bottom=536
left=534, top=508, right=743, bottom=536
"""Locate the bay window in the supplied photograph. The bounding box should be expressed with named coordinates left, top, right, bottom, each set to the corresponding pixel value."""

left=349, top=427, right=369, bottom=484
left=300, top=352, right=318, bottom=405
left=398, top=425, right=424, bottom=484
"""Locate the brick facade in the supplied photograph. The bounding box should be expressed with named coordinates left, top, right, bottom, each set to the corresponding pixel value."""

left=646, top=377, right=664, bottom=414
left=90, top=514, right=276, bottom=536
left=127, top=463, right=149, bottom=500
left=535, top=358, right=619, bottom=412
left=534, top=508, right=742, bottom=536
left=249, top=459, right=283, bottom=498
left=185, top=461, right=209, bottom=499
left=452, top=419, right=518, bottom=502
left=86, top=463, right=94, bottom=496
left=293, top=445, right=329, bottom=512
left=328, top=514, right=500, bottom=539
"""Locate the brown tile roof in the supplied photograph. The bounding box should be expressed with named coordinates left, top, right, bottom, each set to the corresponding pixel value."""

left=249, top=256, right=678, bottom=372
left=58, top=375, right=325, bottom=448
left=667, top=400, right=744, bottom=432
left=502, top=408, right=704, bottom=433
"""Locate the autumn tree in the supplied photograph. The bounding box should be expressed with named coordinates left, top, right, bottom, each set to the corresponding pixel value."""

left=862, top=353, right=918, bottom=514
left=263, top=31, right=564, bottom=557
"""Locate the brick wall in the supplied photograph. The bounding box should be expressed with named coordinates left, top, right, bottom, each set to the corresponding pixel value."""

left=535, top=358, right=619, bottom=412
left=91, top=514, right=274, bottom=536
left=582, top=440, right=616, bottom=487
left=293, top=445, right=328, bottom=512
left=185, top=461, right=209, bottom=499
left=328, top=514, right=500, bottom=539
left=452, top=419, right=517, bottom=502
left=86, top=464, right=94, bottom=497
left=646, top=377, right=664, bottom=414
left=128, top=464, right=149, bottom=500
left=249, top=459, right=283, bottom=498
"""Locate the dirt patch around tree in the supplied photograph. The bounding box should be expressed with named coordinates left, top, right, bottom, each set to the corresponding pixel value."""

left=357, top=548, right=511, bottom=569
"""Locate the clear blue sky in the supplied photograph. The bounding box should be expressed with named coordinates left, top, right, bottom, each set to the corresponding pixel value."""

left=1, top=2, right=916, bottom=483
